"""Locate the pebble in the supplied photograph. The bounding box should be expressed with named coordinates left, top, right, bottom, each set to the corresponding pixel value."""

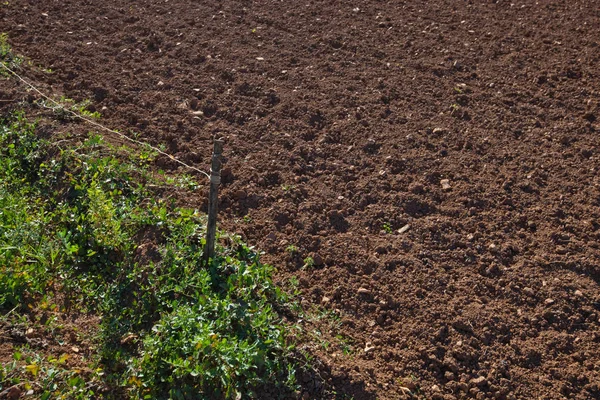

left=364, top=342, right=375, bottom=353
left=357, top=287, right=371, bottom=295
left=433, top=127, right=446, bottom=135
left=440, top=179, right=452, bottom=191
left=544, top=298, right=555, bottom=305
left=321, top=296, right=331, bottom=305
left=574, top=290, right=584, bottom=297
left=397, top=224, right=410, bottom=234
left=456, top=83, right=469, bottom=92
left=523, top=287, right=535, bottom=296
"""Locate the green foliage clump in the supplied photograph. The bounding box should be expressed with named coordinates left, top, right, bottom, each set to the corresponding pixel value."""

left=0, top=112, right=296, bottom=399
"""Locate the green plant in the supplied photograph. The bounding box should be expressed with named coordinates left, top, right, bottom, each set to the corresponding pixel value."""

left=0, top=33, right=22, bottom=74
left=285, top=244, right=299, bottom=255
left=382, top=222, right=393, bottom=234
left=303, top=256, right=315, bottom=268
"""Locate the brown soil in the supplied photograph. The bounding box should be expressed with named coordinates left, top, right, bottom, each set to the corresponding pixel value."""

left=2, top=1, right=600, bottom=399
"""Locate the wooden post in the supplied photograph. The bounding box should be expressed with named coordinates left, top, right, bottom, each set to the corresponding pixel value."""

left=203, top=139, right=224, bottom=266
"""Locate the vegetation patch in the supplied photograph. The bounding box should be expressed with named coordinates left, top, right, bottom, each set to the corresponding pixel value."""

left=0, top=33, right=22, bottom=75
left=0, top=112, right=296, bottom=399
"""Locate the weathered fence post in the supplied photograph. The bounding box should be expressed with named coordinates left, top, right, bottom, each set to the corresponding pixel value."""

left=203, top=139, right=224, bottom=266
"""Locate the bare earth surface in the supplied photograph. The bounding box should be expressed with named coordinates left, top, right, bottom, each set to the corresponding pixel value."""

left=2, top=1, right=600, bottom=399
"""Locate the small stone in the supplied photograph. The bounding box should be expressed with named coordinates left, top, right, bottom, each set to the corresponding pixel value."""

left=431, top=384, right=441, bottom=392
left=364, top=342, right=375, bottom=353
left=321, top=296, right=331, bottom=305
left=456, top=83, right=469, bottom=92
left=397, top=224, right=410, bottom=234
left=440, top=179, right=452, bottom=191
left=357, top=287, right=371, bottom=295
left=523, top=287, right=534, bottom=296
left=433, top=127, right=446, bottom=135
left=157, top=81, right=164, bottom=86
left=71, top=346, right=80, bottom=353
left=544, top=298, right=555, bottom=305
left=574, top=290, right=584, bottom=297
left=471, top=376, right=488, bottom=386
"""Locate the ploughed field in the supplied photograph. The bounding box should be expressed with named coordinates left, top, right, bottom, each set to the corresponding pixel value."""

left=2, top=0, right=599, bottom=398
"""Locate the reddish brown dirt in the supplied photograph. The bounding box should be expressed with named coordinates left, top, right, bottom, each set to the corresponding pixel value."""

left=2, top=1, right=600, bottom=399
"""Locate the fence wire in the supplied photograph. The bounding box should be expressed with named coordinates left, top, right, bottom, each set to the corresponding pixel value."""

left=0, top=61, right=211, bottom=179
